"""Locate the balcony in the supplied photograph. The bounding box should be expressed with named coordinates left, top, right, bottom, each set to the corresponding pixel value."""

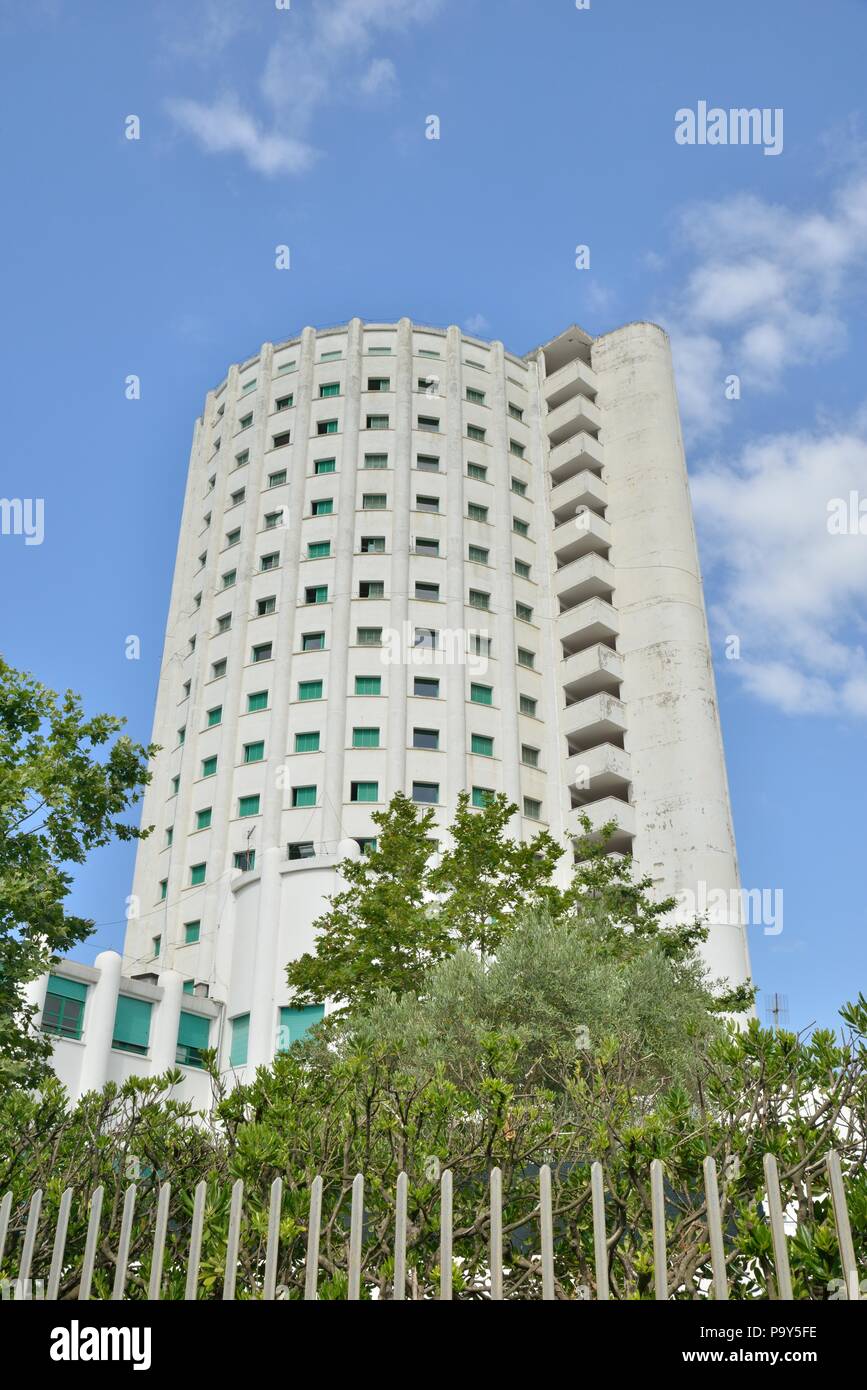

left=567, top=743, right=631, bottom=806
left=549, top=431, right=604, bottom=485
left=554, top=552, right=615, bottom=610
left=544, top=356, right=599, bottom=409
left=550, top=469, right=607, bottom=526
left=561, top=644, right=623, bottom=701
left=552, top=510, right=611, bottom=567
left=545, top=392, right=602, bottom=446
left=562, top=692, right=627, bottom=752
left=567, top=797, right=635, bottom=856
left=557, top=596, right=619, bottom=655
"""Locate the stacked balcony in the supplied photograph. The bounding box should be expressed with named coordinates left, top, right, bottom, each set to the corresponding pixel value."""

left=542, top=345, right=634, bottom=861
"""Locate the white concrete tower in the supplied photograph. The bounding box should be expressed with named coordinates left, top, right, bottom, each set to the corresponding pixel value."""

left=123, top=318, right=750, bottom=1074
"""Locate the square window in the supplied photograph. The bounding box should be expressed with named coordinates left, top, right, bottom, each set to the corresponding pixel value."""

left=468, top=503, right=488, bottom=523
left=252, top=642, right=273, bottom=663
left=356, top=626, right=382, bottom=646
left=520, top=694, right=537, bottom=716
left=298, top=679, right=323, bottom=701
left=247, top=690, right=268, bottom=712
left=235, top=450, right=249, bottom=468
left=414, top=676, right=439, bottom=698
left=521, top=744, right=540, bottom=768
left=466, top=387, right=485, bottom=405
left=314, top=458, right=336, bottom=475
left=510, top=440, right=525, bottom=459
left=295, top=731, right=320, bottom=753
left=516, top=601, right=533, bottom=622
left=190, top=863, right=206, bottom=886
left=467, top=463, right=487, bottom=481
left=471, top=787, right=494, bottom=808
left=350, top=781, right=379, bottom=803
left=275, top=394, right=293, bottom=411
left=415, top=581, right=439, bottom=602
left=471, top=734, right=494, bottom=757
left=226, top=528, right=241, bottom=548
left=511, top=477, right=527, bottom=496
left=416, top=495, right=439, bottom=513
left=364, top=453, right=388, bottom=469
left=196, top=808, right=212, bottom=829
left=517, top=647, right=535, bottom=669
left=468, top=545, right=489, bottom=565
left=238, top=794, right=261, bottom=818
left=319, top=382, right=340, bottom=398
left=269, top=469, right=287, bottom=488
left=311, top=498, right=333, bottom=516
left=367, top=377, right=390, bottom=392
left=414, top=537, right=439, bottom=557
left=207, top=705, right=222, bottom=727
left=185, top=920, right=201, bottom=944
left=509, top=403, right=524, bottom=421
left=233, top=850, right=255, bottom=872
left=414, top=627, right=437, bottom=649
left=211, top=658, right=227, bottom=679
left=288, top=841, right=316, bottom=860
left=222, top=569, right=237, bottom=588
left=418, top=415, right=439, bottom=432
left=317, top=419, right=338, bottom=435
left=523, top=797, right=542, bottom=820
left=366, top=414, right=389, bottom=430
left=468, top=589, right=489, bottom=610
left=260, top=552, right=279, bottom=571
left=302, top=631, right=325, bottom=651
left=412, top=781, right=439, bottom=804
left=362, top=493, right=387, bottom=510
left=413, top=727, right=439, bottom=749
left=243, top=741, right=265, bottom=763
left=292, top=785, right=317, bottom=808
left=305, top=585, right=328, bottom=605
left=201, top=755, right=218, bottom=778
left=355, top=675, right=381, bottom=696
left=471, top=683, right=492, bottom=706
left=515, top=559, right=532, bottom=580
left=256, top=596, right=276, bottom=616
left=467, top=424, right=486, bottom=442
left=513, top=518, right=530, bottom=538
left=272, top=431, right=291, bottom=449
left=359, top=579, right=384, bottom=599
left=416, top=454, right=440, bottom=472
left=352, top=726, right=380, bottom=748
left=360, top=536, right=385, bottom=553
left=264, top=510, right=283, bottom=530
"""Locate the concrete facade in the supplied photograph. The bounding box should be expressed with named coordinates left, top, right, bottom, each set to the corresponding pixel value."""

left=36, top=318, right=751, bottom=1099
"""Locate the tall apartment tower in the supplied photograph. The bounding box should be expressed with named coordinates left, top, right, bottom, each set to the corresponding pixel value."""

left=124, top=317, right=751, bottom=1072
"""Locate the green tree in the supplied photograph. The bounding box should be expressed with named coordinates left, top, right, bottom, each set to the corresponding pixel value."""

left=286, top=793, right=448, bottom=1011
left=427, top=791, right=563, bottom=955
left=0, top=657, right=154, bottom=1087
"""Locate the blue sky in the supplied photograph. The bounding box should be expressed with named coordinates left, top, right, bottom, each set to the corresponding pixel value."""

left=1, top=0, right=865, bottom=1033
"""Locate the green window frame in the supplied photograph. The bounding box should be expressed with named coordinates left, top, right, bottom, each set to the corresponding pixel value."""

left=238, top=794, right=261, bottom=818
left=311, top=498, right=333, bottom=516
left=513, top=518, right=530, bottom=537
left=517, top=647, right=535, bottom=669
left=247, top=690, right=268, bottom=712
left=269, top=469, right=287, bottom=487
left=292, top=785, right=317, bottom=808
left=319, top=382, right=340, bottom=398
left=516, top=602, right=533, bottom=622
left=307, top=541, right=331, bottom=558
left=468, top=545, right=489, bottom=564
left=468, top=503, right=488, bottom=523
left=467, top=424, right=486, bottom=442
left=278, top=1004, right=325, bottom=1050
left=207, top=706, right=222, bottom=727
left=176, top=1011, right=209, bottom=1068
left=298, top=680, right=323, bottom=701
left=523, top=797, right=542, bottom=820
left=41, top=976, right=87, bottom=1040
left=243, top=741, right=265, bottom=763
left=354, top=676, right=381, bottom=696
left=468, top=589, right=489, bottom=610
left=184, top=920, right=201, bottom=944
left=362, top=493, right=387, bottom=510
left=112, top=996, right=152, bottom=1055
left=520, top=694, right=537, bottom=716
left=511, top=477, right=527, bottom=496
left=467, top=463, right=487, bottom=481
left=515, top=560, right=531, bottom=579
left=314, top=458, right=336, bottom=475
left=230, top=1013, right=250, bottom=1067
left=366, top=414, right=389, bottom=430
left=201, top=755, right=218, bottom=778
left=466, top=387, right=485, bottom=404
left=295, top=731, right=320, bottom=753
left=471, top=734, right=494, bottom=757
left=190, top=863, right=206, bottom=886
left=351, top=781, right=379, bottom=803
left=306, top=585, right=328, bottom=605
left=317, top=419, right=339, bottom=435
left=472, top=786, right=494, bottom=808
left=364, top=453, right=388, bottom=469
left=470, top=683, right=493, bottom=706
left=352, top=727, right=380, bottom=748
left=510, top=440, right=525, bottom=458
left=159, top=879, right=168, bottom=901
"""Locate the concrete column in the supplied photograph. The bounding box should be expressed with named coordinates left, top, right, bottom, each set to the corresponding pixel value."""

left=150, top=969, right=184, bottom=1074
left=77, top=950, right=122, bottom=1096
left=444, top=325, right=467, bottom=817
left=22, top=967, right=50, bottom=1027
left=246, top=844, right=282, bottom=1067
left=386, top=318, right=413, bottom=798
left=591, top=321, right=751, bottom=987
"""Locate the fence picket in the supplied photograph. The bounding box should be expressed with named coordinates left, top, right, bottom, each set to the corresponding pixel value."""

left=703, top=1156, right=729, bottom=1300
left=0, top=1191, right=11, bottom=1271
left=17, top=1187, right=42, bottom=1298
left=263, top=1176, right=282, bottom=1301
left=184, top=1180, right=207, bottom=1301
left=489, top=1166, right=503, bottom=1301
left=540, top=1165, right=555, bottom=1300
left=393, top=1171, right=407, bottom=1301
left=111, top=1184, right=137, bottom=1300
left=148, top=1183, right=171, bottom=1301
left=826, top=1149, right=861, bottom=1300
left=440, top=1169, right=453, bottom=1301
left=78, top=1185, right=104, bottom=1301
left=47, top=1187, right=74, bottom=1301
left=650, top=1159, right=667, bottom=1301
left=223, top=1178, right=244, bottom=1301
left=348, top=1173, right=364, bottom=1301
left=591, top=1162, right=609, bottom=1301
left=304, top=1175, right=323, bottom=1301
left=763, top=1154, right=793, bottom=1301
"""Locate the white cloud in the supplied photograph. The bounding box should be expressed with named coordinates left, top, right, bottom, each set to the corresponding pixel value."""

left=691, top=421, right=867, bottom=717
left=659, top=173, right=867, bottom=440
left=464, top=313, right=490, bottom=336
left=167, top=96, right=316, bottom=176
left=168, top=0, right=445, bottom=176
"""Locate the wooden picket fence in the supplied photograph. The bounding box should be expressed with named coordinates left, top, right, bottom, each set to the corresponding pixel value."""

left=0, top=1150, right=861, bottom=1300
